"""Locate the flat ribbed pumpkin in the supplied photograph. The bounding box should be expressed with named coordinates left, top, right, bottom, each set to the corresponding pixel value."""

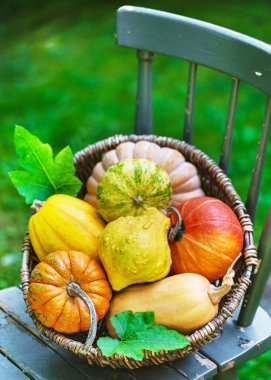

left=168, top=196, right=244, bottom=282
left=28, top=250, right=112, bottom=334
left=28, top=194, right=105, bottom=261
left=85, top=141, right=204, bottom=208
left=97, top=158, right=172, bottom=222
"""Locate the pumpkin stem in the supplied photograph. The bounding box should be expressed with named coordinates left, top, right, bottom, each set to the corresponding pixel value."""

left=31, top=200, right=45, bottom=213
left=208, top=252, right=242, bottom=304
left=66, top=282, right=97, bottom=351
left=208, top=268, right=235, bottom=305
left=134, top=195, right=143, bottom=206
left=165, top=206, right=183, bottom=241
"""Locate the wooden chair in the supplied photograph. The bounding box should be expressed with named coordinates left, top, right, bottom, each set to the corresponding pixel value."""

left=116, top=5, right=271, bottom=379
left=1, top=6, right=271, bottom=380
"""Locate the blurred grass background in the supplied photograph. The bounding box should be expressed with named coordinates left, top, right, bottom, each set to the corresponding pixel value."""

left=0, top=0, right=271, bottom=378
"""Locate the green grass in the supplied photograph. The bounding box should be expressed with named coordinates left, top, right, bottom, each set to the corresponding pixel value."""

left=2, top=0, right=270, bottom=283
left=0, top=0, right=271, bottom=377
left=238, top=350, right=271, bottom=380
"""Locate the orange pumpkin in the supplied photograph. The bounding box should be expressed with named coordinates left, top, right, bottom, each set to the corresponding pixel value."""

left=28, top=250, right=112, bottom=334
left=168, top=196, right=244, bottom=282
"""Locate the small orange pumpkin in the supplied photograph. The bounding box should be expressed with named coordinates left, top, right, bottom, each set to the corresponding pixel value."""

left=28, top=250, right=112, bottom=334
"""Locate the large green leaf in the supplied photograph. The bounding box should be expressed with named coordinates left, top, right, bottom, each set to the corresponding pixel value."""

left=8, top=126, right=82, bottom=204
left=97, top=310, right=190, bottom=361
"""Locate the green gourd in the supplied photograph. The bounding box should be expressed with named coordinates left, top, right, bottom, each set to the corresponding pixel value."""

left=97, top=158, right=172, bottom=222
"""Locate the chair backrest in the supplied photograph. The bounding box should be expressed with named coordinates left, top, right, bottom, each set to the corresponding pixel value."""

left=116, top=5, right=271, bottom=327
left=116, top=5, right=271, bottom=224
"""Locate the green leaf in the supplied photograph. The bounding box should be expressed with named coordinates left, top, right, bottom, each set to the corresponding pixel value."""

left=97, top=310, right=190, bottom=361
left=111, top=310, right=154, bottom=340
left=8, top=126, right=82, bottom=204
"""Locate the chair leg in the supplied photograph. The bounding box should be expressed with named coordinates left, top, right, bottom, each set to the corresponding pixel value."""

left=213, top=367, right=239, bottom=380
left=237, top=205, right=271, bottom=326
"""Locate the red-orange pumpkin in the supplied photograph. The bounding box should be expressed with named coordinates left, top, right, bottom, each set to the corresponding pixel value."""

left=28, top=250, right=112, bottom=334
left=168, top=196, right=244, bottom=282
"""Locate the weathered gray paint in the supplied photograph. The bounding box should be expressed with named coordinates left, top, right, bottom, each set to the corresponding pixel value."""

left=135, top=50, right=154, bottom=134
left=0, top=309, right=90, bottom=380
left=171, top=351, right=217, bottom=379
left=117, top=6, right=271, bottom=94
left=237, top=206, right=271, bottom=326
left=246, top=95, right=271, bottom=222
left=183, top=62, right=197, bottom=144
left=219, top=77, right=240, bottom=173
left=0, top=353, right=29, bottom=380
left=201, top=306, right=271, bottom=368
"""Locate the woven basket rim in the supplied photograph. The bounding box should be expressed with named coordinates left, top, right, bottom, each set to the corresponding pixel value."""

left=21, top=134, right=258, bottom=369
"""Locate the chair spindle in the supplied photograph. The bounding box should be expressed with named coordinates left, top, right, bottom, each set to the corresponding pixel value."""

left=237, top=205, right=271, bottom=326
left=135, top=50, right=154, bottom=135
left=219, top=77, right=240, bottom=173
left=245, top=95, right=271, bottom=223
left=183, top=62, right=197, bottom=144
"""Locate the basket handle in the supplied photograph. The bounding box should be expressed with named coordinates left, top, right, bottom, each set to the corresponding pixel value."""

left=66, top=282, right=97, bottom=352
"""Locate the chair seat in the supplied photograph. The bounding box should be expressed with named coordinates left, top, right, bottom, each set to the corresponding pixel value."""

left=0, top=286, right=218, bottom=380
left=200, top=306, right=271, bottom=370
left=1, top=286, right=270, bottom=379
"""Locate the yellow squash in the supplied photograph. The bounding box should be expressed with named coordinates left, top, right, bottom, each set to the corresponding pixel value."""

left=99, top=208, right=172, bottom=291
left=29, top=194, right=105, bottom=261
left=106, top=271, right=234, bottom=336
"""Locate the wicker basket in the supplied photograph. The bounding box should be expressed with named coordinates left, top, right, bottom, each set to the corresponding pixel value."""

left=21, top=134, right=258, bottom=369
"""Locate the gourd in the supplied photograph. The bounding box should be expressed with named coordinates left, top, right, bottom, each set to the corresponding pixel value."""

left=106, top=271, right=234, bottom=337
left=168, top=196, right=244, bottom=282
left=29, top=194, right=105, bottom=261
left=28, top=250, right=112, bottom=334
left=97, top=158, right=172, bottom=222
left=84, top=141, right=204, bottom=209
left=99, top=208, right=172, bottom=291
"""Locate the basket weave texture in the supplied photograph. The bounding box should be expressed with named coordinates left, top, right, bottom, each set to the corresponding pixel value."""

left=21, top=134, right=258, bottom=369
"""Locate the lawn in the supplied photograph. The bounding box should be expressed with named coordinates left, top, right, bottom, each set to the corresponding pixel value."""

left=0, top=0, right=271, bottom=378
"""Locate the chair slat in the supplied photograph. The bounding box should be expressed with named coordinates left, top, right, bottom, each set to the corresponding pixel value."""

left=219, top=78, right=240, bottom=173
left=183, top=62, right=197, bottom=144
left=246, top=95, right=271, bottom=222
left=237, top=205, right=271, bottom=327
left=117, top=6, right=271, bottom=95
left=135, top=50, right=154, bottom=134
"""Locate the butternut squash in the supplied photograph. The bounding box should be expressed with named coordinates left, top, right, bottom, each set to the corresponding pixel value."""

left=106, top=271, right=234, bottom=337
